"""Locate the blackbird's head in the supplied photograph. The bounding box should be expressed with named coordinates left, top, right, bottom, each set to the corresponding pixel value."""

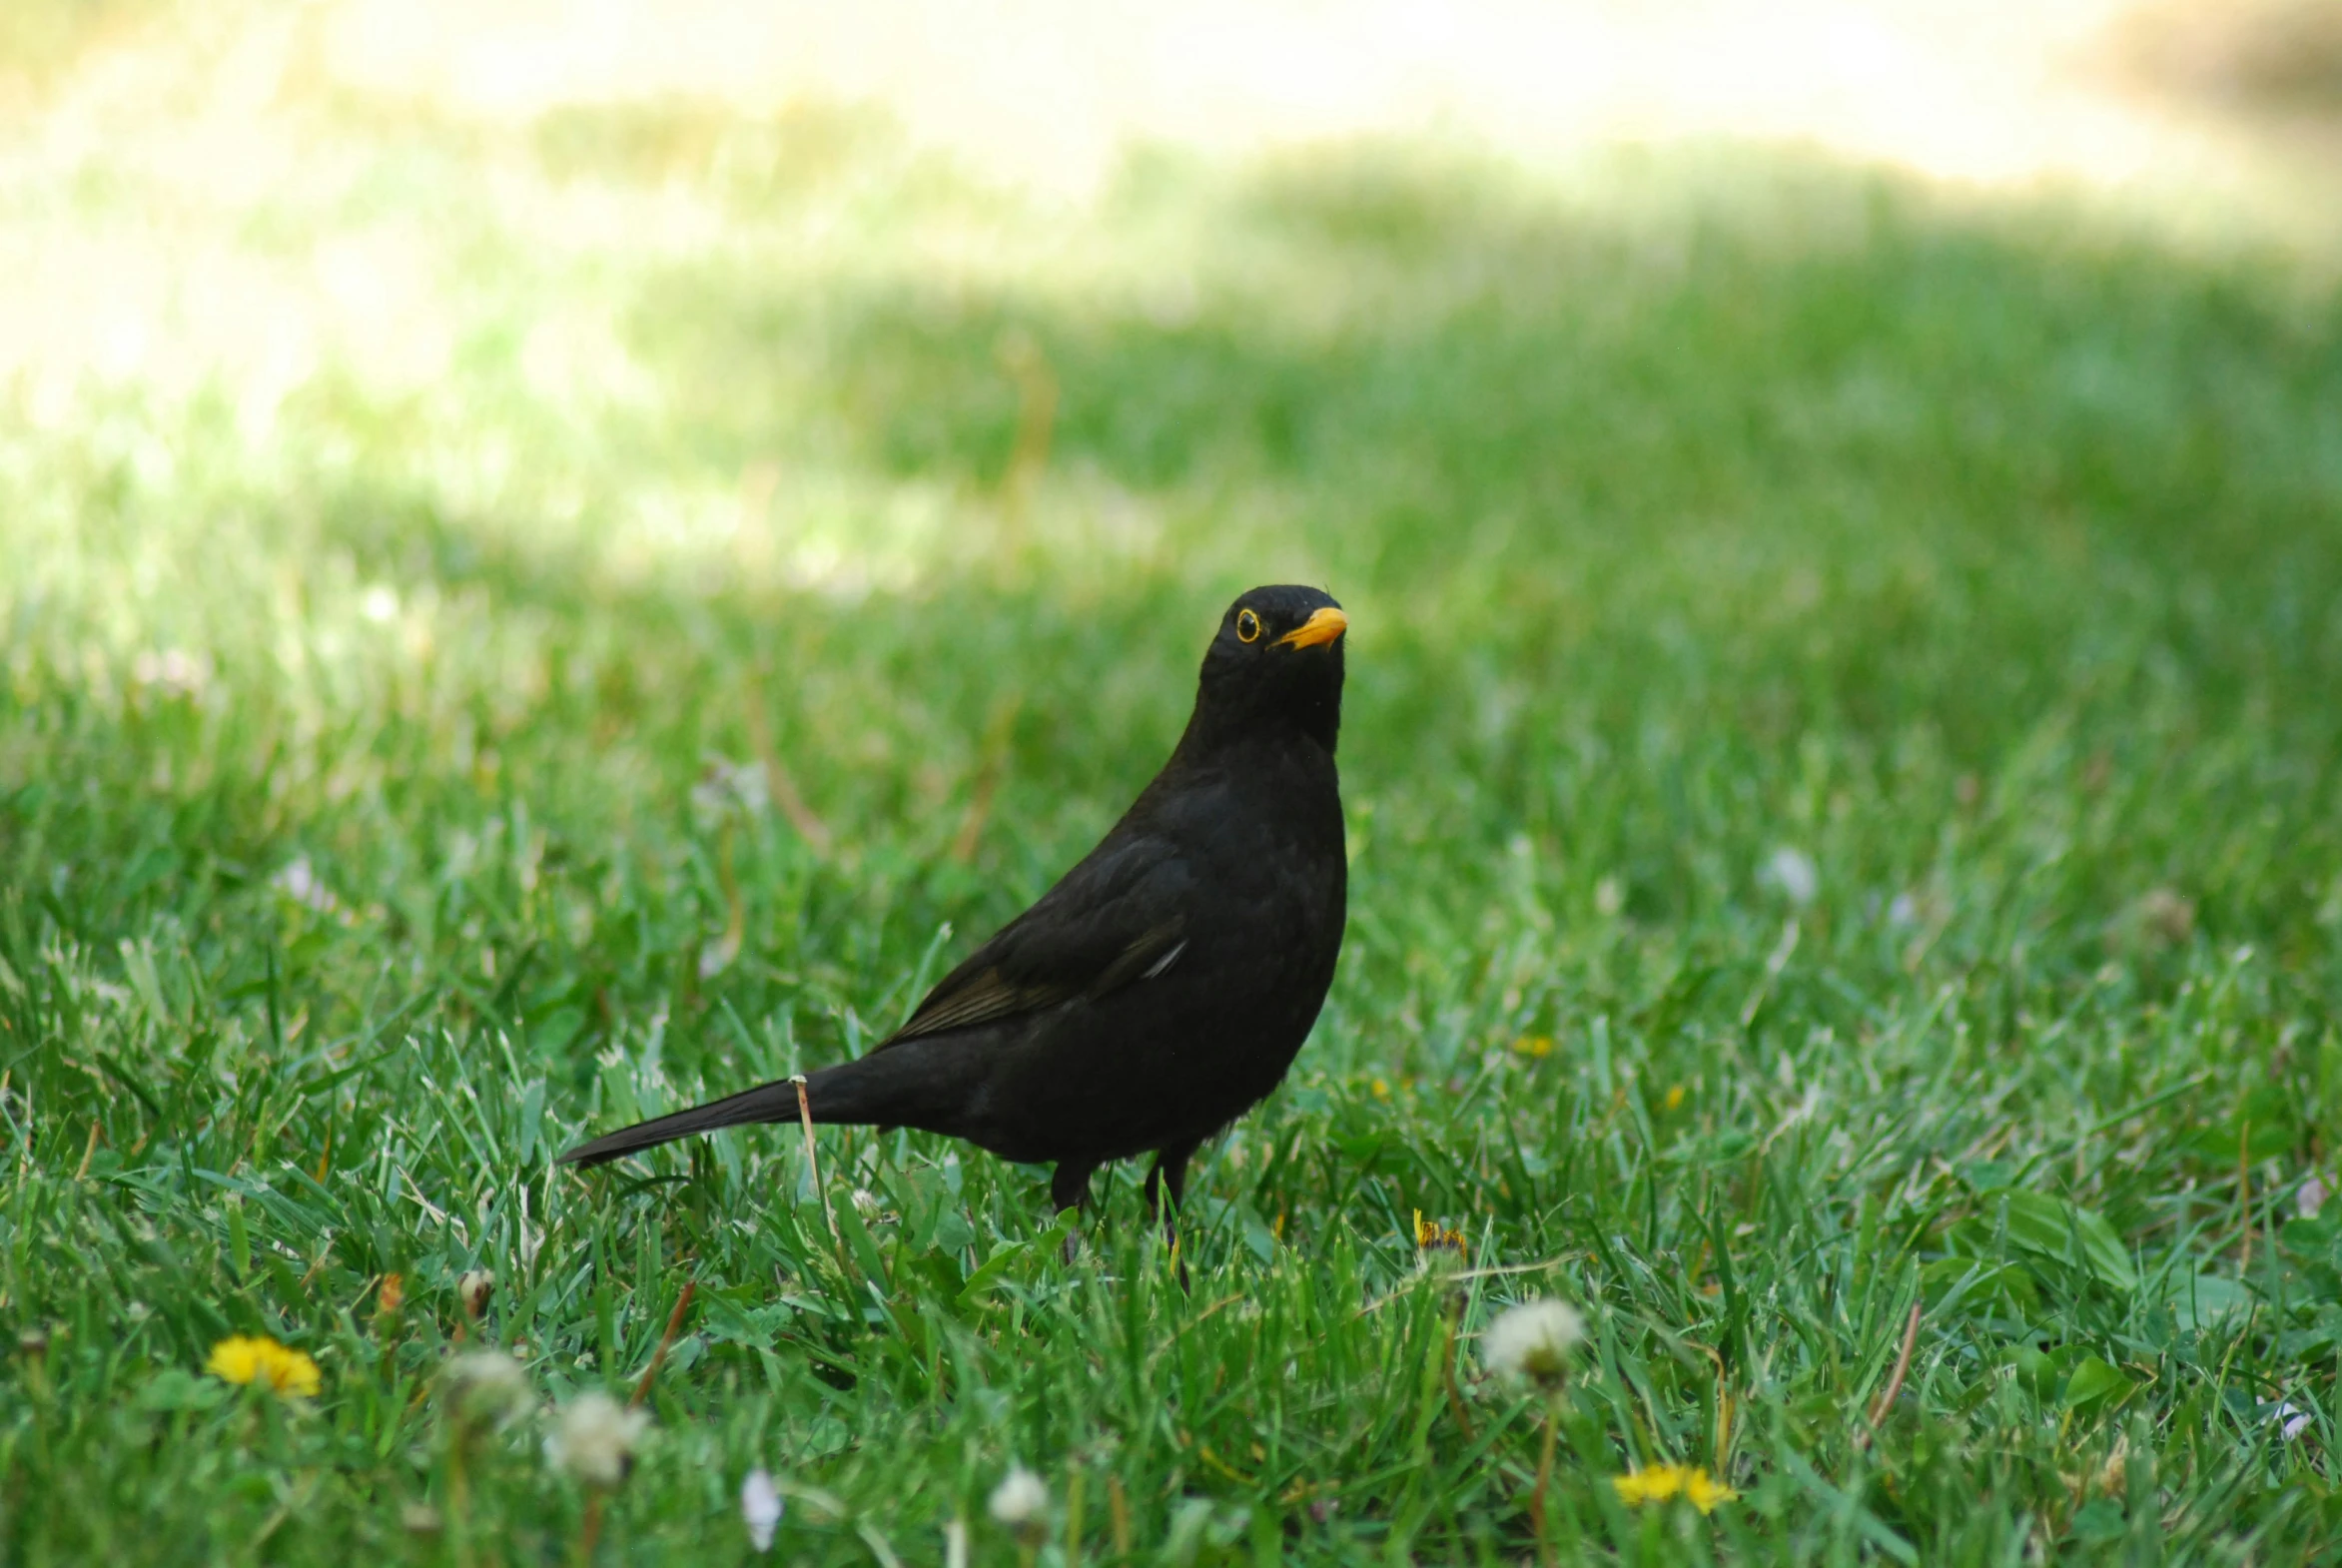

left=1191, top=584, right=1346, bottom=754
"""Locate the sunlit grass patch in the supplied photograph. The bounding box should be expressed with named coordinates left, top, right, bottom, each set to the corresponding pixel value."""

left=0, top=0, right=165, bottom=93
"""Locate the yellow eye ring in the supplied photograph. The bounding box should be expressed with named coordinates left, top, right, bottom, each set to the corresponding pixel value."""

left=1236, top=608, right=1262, bottom=642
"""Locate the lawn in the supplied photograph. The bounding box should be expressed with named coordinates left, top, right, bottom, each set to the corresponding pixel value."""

left=4, top=23, right=2342, bottom=1566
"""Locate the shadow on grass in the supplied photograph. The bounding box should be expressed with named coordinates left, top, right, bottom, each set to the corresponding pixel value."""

left=611, top=146, right=2342, bottom=747
left=265, top=142, right=2342, bottom=874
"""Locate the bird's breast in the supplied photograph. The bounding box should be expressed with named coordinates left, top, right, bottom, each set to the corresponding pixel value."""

left=974, top=740, right=1344, bottom=1160
left=1168, top=747, right=1345, bottom=1022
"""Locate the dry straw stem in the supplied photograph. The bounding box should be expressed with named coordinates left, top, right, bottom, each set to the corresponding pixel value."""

left=793, top=1077, right=842, bottom=1243
left=1529, top=1405, right=1560, bottom=1568
left=1861, top=1302, right=1924, bottom=1446
left=631, top=1279, right=698, bottom=1407
left=994, top=327, right=1059, bottom=554
left=1108, top=1475, right=1132, bottom=1557
left=1063, top=1468, right=1087, bottom=1568
left=951, top=694, right=1024, bottom=864
left=574, top=1494, right=605, bottom=1568
left=741, top=671, right=834, bottom=855
left=2238, top=1118, right=2255, bottom=1276
left=1438, top=1298, right=1475, bottom=1439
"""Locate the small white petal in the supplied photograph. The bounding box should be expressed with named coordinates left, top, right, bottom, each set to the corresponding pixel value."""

left=133, top=647, right=209, bottom=698
left=2299, top=1177, right=2328, bottom=1219
left=741, top=1468, right=784, bottom=1551
left=697, top=930, right=741, bottom=979
left=272, top=856, right=340, bottom=915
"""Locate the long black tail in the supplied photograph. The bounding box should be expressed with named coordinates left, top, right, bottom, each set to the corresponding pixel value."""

left=557, top=1041, right=980, bottom=1168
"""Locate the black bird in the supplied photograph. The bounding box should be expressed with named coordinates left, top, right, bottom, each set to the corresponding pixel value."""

left=560, top=585, right=1350, bottom=1222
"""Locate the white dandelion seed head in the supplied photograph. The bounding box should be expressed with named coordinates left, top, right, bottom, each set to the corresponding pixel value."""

left=988, top=1464, right=1049, bottom=1530
left=544, top=1391, right=650, bottom=1488
left=1482, top=1298, right=1586, bottom=1387
left=741, top=1468, right=784, bottom=1552
left=443, top=1350, right=531, bottom=1430
left=691, top=755, right=769, bottom=821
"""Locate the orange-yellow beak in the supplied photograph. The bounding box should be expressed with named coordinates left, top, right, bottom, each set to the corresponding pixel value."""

left=1274, top=606, right=1348, bottom=650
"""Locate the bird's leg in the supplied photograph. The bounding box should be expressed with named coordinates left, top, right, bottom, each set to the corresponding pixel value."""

left=1149, top=1141, right=1201, bottom=1289
left=1051, top=1161, right=1097, bottom=1211
left=1051, top=1160, right=1099, bottom=1263
left=1147, top=1142, right=1199, bottom=1218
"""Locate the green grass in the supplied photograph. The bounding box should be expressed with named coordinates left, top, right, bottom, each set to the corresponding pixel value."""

left=5, top=79, right=2342, bottom=1564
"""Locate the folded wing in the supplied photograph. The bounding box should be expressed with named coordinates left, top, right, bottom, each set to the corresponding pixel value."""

left=882, top=830, right=1194, bottom=1048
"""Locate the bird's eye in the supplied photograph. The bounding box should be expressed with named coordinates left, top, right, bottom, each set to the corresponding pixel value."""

left=1236, top=608, right=1261, bottom=642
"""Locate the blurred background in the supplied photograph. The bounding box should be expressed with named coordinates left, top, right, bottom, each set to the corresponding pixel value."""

left=5, top=0, right=2341, bottom=420
left=5, top=0, right=2340, bottom=478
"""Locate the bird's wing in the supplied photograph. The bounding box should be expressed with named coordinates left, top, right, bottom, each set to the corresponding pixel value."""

left=879, top=830, right=1193, bottom=1048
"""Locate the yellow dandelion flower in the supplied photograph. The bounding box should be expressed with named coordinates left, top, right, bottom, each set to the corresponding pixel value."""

left=1412, top=1209, right=1467, bottom=1257
left=206, top=1334, right=322, bottom=1398
left=1613, top=1464, right=1736, bottom=1514
left=1664, top=1085, right=1687, bottom=1111
left=1369, top=1077, right=1391, bottom=1101
left=1685, top=1470, right=1739, bottom=1513
left=1511, top=1035, right=1554, bottom=1059
left=1612, top=1467, right=1681, bottom=1506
